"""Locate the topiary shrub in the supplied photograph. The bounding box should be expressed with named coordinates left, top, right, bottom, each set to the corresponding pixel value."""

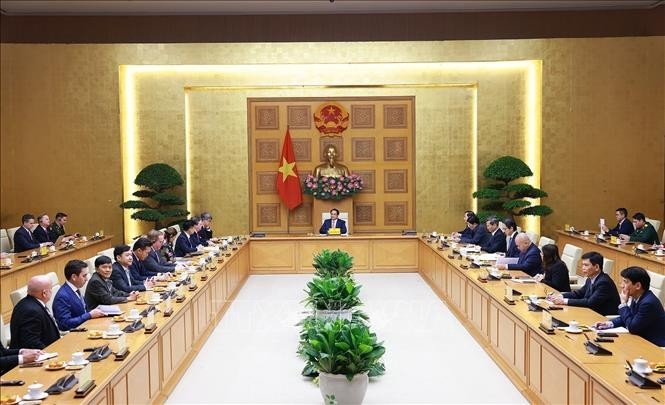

left=472, top=156, right=553, bottom=221
left=120, top=163, right=190, bottom=229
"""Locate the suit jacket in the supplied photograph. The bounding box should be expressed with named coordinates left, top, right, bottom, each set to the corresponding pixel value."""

left=190, top=232, right=208, bottom=247
left=460, top=224, right=489, bottom=246
left=32, top=225, right=53, bottom=244
left=144, top=248, right=176, bottom=274
left=13, top=226, right=40, bottom=253
left=111, top=262, right=146, bottom=292
left=84, top=272, right=128, bottom=309
left=129, top=252, right=159, bottom=281
left=198, top=227, right=213, bottom=245
left=482, top=229, right=506, bottom=253
left=611, top=290, right=665, bottom=346
left=458, top=226, right=473, bottom=239
left=1, top=344, right=20, bottom=375
left=9, top=295, right=60, bottom=350
left=53, top=283, right=90, bottom=331
left=563, top=272, right=620, bottom=316
left=607, top=219, right=634, bottom=236
left=542, top=260, right=571, bottom=292
left=175, top=232, right=197, bottom=257
left=507, top=243, right=543, bottom=277
left=48, top=222, right=65, bottom=243
left=505, top=232, right=520, bottom=258
left=319, top=218, right=347, bottom=234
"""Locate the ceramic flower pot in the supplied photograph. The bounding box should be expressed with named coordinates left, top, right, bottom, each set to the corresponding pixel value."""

left=314, top=309, right=352, bottom=322
left=318, top=372, right=368, bottom=405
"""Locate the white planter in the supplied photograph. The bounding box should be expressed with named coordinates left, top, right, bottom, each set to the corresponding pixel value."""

left=314, top=309, right=352, bottom=321
left=319, top=372, right=368, bottom=405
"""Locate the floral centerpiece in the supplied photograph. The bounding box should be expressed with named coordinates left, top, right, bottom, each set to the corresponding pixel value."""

left=303, top=174, right=363, bottom=200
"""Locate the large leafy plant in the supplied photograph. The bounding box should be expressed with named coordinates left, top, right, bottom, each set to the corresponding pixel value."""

left=313, top=249, right=354, bottom=278
left=303, top=277, right=362, bottom=311
left=472, top=156, right=553, bottom=221
left=119, top=163, right=189, bottom=229
left=298, top=318, right=386, bottom=381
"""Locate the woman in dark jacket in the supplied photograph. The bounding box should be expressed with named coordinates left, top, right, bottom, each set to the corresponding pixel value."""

left=161, top=227, right=178, bottom=263
left=536, top=244, right=571, bottom=292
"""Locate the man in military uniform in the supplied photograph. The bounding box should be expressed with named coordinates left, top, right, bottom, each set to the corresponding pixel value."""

left=620, top=212, right=660, bottom=244
left=48, top=212, right=76, bottom=243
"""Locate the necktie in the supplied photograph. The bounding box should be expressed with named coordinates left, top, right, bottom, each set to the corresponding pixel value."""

left=75, top=289, right=86, bottom=310
left=332, top=220, right=336, bottom=229
left=125, top=269, right=131, bottom=284
left=45, top=305, right=58, bottom=327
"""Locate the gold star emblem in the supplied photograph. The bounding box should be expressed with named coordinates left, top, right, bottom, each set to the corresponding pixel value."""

left=278, top=157, right=297, bottom=182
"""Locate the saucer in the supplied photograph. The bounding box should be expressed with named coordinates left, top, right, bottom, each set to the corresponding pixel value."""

left=102, top=331, right=123, bottom=339
left=633, top=366, right=653, bottom=374
left=564, top=327, right=583, bottom=334
left=148, top=299, right=162, bottom=305
left=655, top=253, right=665, bottom=257
left=23, top=392, right=48, bottom=401
left=125, top=315, right=142, bottom=321
left=67, top=359, right=90, bottom=367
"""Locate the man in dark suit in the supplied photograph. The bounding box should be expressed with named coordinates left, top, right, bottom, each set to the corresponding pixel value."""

left=32, top=214, right=55, bottom=244
left=504, top=218, right=520, bottom=257
left=145, top=230, right=177, bottom=274
left=129, top=237, right=160, bottom=280
left=452, top=210, right=475, bottom=240
left=85, top=256, right=139, bottom=309
left=552, top=251, right=620, bottom=316
left=9, top=275, right=60, bottom=349
left=111, top=245, right=151, bottom=293
left=197, top=212, right=215, bottom=245
left=190, top=216, right=210, bottom=247
left=175, top=220, right=199, bottom=257
left=53, top=260, right=105, bottom=331
left=601, top=207, right=634, bottom=237
left=482, top=217, right=506, bottom=253
left=319, top=208, right=347, bottom=234
left=459, top=214, right=489, bottom=246
left=12, top=213, right=41, bottom=253
left=595, top=266, right=665, bottom=346
left=1, top=344, right=42, bottom=375
left=497, top=233, right=542, bottom=277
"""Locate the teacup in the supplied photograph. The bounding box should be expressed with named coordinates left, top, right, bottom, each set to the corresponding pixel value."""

left=638, top=244, right=645, bottom=250
left=656, top=249, right=664, bottom=256
left=107, top=323, right=121, bottom=335
left=81, top=235, right=88, bottom=242
left=129, top=308, right=140, bottom=318
left=634, top=358, right=649, bottom=373
left=529, top=295, right=539, bottom=303
left=583, top=230, right=589, bottom=236
left=150, top=293, right=161, bottom=302
left=49, top=245, right=56, bottom=252
left=27, top=383, right=44, bottom=398
left=167, top=282, right=177, bottom=290
left=431, top=231, right=438, bottom=237
left=71, top=351, right=85, bottom=365
left=568, top=320, right=580, bottom=332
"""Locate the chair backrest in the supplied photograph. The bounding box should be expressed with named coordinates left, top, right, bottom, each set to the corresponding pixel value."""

left=525, top=231, right=539, bottom=245
left=538, top=236, right=555, bottom=248
left=7, top=226, right=20, bottom=250
left=602, top=258, right=614, bottom=278
left=170, top=224, right=181, bottom=234
left=0, top=234, right=10, bottom=253
left=45, top=271, right=60, bottom=287
left=85, top=255, right=100, bottom=275
left=0, top=316, right=10, bottom=347
left=10, top=285, right=28, bottom=306
left=321, top=212, right=350, bottom=224
left=46, top=283, right=61, bottom=314
left=98, top=248, right=115, bottom=260
left=646, top=218, right=661, bottom=233
left=561, top=243, right=583, bottom=277
left=647, top=269, right=665, bottom=305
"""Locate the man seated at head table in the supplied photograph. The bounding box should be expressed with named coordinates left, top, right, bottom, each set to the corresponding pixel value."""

left=144, top=229, right=177, bottom=274
left=482, top=216, right=506, bottom=253
left=595, top=266, right=665, bottom=346
left=533, top=244, right=571, bottom=292
left=47, top=211, right=76, bottom=243
left=495, top=233, right=542, bottom=277
left=1, top=344, right=44, bottom=375
left=32, top=214, right=55, bottom=244
left=85, top=255, right=139, bottom=309
left=551, top=251, right=620, bottom=316
left=459, top=214, right=489, bottom=246
left=620, top=212, right=660, bottom=245
left=130, top=237, right=161, bottom=281
left=111, top=244, right=153, bottom=293
left=53, top=260, right=106, bottom=331
left=600, top=207, right=634, bottom=236
left=12, top=213, right=42, bottom=252
left=503, top=218, right=520, bottom=258
left=9, top=275, right=61, bottom=350
left=451, top=210, right=475, bottom=239
left=175, top=219, right=200, bottom=257
left=319, top=208, right=347, bottom=235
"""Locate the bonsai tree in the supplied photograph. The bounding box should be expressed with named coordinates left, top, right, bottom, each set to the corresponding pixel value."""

left=120, top=163, right=190, bottom=229
left=312, top=249, right=354, bottom=278
left=472, top=156, right=553, bottom=221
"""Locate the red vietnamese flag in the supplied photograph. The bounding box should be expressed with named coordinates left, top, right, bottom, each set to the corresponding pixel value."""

left=276, top=128, right=303, bottom=210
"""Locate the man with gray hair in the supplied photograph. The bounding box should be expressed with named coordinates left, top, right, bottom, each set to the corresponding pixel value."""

left=482, top=217, right=506, bottom=253
left=197, top=212, right=215, bottom=245
left=496, top=233, right=543, bottom=277
left=9, top=275, right=61, bottom=349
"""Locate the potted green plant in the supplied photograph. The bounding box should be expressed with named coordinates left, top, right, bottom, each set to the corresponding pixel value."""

left=303, top=276, right=362, bottom=321
left=472, top=155, right=553, bottom=221
left=119, top=163, right=190, bottom=229
left=299, top=318, right=386, bottom=404
left=312, top=249, right=354, bottom=278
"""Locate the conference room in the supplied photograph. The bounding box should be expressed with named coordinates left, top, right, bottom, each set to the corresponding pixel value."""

left=1, top=1, right=664, bottom=404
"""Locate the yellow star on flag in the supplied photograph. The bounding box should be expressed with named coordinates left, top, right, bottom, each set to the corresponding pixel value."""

left=278, top=157, right=297, bottom=182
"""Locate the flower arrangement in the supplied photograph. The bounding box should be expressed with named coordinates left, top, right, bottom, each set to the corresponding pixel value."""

left=303, top=174, right=363, bottom=200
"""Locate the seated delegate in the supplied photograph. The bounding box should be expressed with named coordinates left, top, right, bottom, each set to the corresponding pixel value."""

left=620, top=212, right=660, bottom=244
left=496, top=233, right=542, bottom=277
left=319, top=208, right=347, bottom=234
left=482, top=216, right=506, bottom=253
left=600, top=207, right=634, bottom=236
left=53, top=259, right=105, bottom=331
left=459, top=214, right=489, bottom=246
left=533, top=244, right=570, bottom=292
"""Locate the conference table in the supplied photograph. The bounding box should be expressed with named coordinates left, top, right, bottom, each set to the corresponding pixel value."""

left=0, top=236, right=114, bottom=322
left=1, top=234, right=663, bottom=404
